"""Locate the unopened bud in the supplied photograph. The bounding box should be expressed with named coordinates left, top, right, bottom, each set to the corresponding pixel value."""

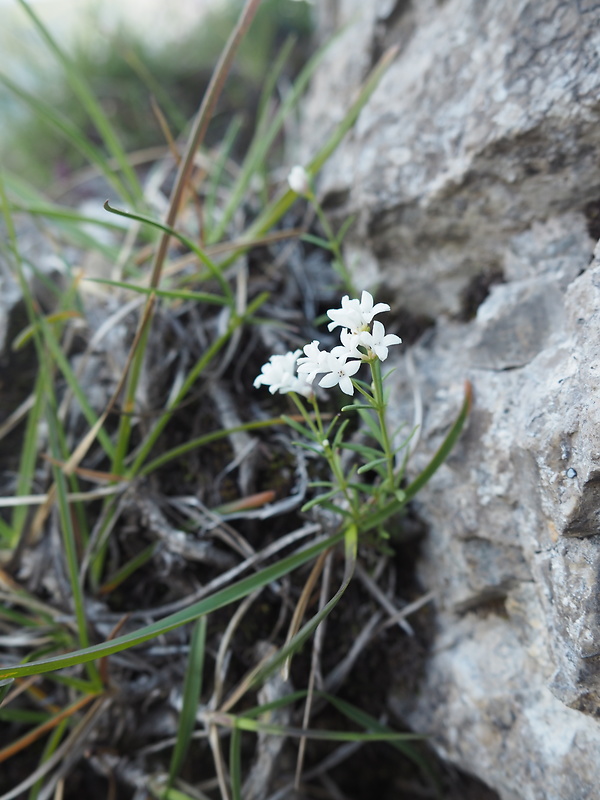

left=288, top=165, right=311, bottom=196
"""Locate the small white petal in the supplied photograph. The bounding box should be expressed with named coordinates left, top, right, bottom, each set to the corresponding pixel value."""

left=297, top=340, right=329, bottom=383
left=338, top=374, right=355, bottom=395
left=360, top=320, right=402, bottom=361
left=327, top=292, right=390, bottom=333
left=254, top=350, right=303, bottom=394
left=318, top=372, right=340, bottom=389
left=288, top=166, right=310, bottom=195
left=317, top=354, right=361, bottom=395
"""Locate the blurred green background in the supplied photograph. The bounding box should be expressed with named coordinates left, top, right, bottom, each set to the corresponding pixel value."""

left=0, top=0, right=315, bottom=187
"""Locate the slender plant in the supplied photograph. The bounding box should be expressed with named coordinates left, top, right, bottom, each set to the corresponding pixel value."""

left=0, top=4, right=470, bottom=799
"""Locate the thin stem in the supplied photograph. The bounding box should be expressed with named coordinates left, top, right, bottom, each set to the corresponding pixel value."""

left=111, top=0, right=262, bottom=475
left=293, top=393, right=359, bottom=522
left=309, top=191, right=356, bottom=296
left=289, top=392, right=320, bottom=440
left=368, top=358, right=395, bottom=490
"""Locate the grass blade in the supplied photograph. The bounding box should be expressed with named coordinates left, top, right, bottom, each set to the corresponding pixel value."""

left=208, top=33, right=329, bottom=244
left=229, top=726, right=242, bottom=800
left=167, top=617, right=207, bottom=789
left=0, top=530, right=345, bottom=680
left=0, top=679, right=14, bottom=706
left=222, top=714, right=421, bottom=743
left=88, top=277, right=229, bottom=306
left=0, top=73, right=135, bottom=203
left=227, top=46, right=399, bottom=254
left=239, top=526, right=357, bottom=696
left=16, top=0, right=142, bottom=203
left=8, top=375, right=44, bottom=548
left=362, top=381, right=473, bottom=533
left=103, top=201, right=232, bottom=301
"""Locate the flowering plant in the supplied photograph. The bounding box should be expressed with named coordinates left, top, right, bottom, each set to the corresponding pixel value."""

left=255, top=290, right=414, bottom=540
left=253, top=167, right=471, bottom=546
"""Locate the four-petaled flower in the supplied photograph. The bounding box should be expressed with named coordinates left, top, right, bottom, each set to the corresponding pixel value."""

left=253, top=351, right=313, bottom=397
left=331, top=328, right=362, bottom=359
left=359, top=320, right=402, bottom=362
left=297, top=340, right=328, bottom=384
left=327, top=290, right=390, bottom=334
left=317, top=353, right=361, bottom=396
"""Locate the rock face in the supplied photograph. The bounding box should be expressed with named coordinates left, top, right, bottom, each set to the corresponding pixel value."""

left=305, top=1, right=600, bottom=798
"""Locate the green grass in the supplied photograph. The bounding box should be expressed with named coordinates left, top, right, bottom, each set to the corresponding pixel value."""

left=0, top=2, right=465, bottom=797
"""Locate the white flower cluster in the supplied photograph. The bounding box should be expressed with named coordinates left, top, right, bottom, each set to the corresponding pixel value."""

left=254, top=291, right=402, bottom=397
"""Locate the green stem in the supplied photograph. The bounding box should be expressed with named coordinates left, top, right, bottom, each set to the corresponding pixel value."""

left=369, top=358, right=395, bottom=490
left=292, top=393, right=359, bottom=523
left=309, top=192, right=356, bottom=296
left=289, top=392, right=320, bottom=440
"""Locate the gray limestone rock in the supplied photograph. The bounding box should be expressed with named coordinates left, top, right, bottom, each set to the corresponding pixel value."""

left=304, top=1, right=600, bottom=797
left=304, top=0, right=600, bottom=317
left=385, top=255, right=600, bottom=799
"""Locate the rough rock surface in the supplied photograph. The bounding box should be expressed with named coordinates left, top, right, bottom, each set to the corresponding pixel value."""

left=304, top=1, right=600, bottom=798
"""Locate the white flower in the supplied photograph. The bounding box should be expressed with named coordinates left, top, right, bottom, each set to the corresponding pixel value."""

left=359, top=320, right=402, bottom=361
left=318, top=353, right=361, bottom=396
left=327, top=290, right=390, bottom=334
left=254, top=351, right=313, bottom=397
left=288, top=165, right=311, bottom=196
left=331, top=328, right=363, bottom=359
left=297, top=340, right=328, bottom=384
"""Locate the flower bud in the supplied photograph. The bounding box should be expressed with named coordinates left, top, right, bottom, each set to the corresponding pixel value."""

left=288, top=165, right=311, bottom=196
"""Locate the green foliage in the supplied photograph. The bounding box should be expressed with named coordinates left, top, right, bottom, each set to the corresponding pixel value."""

left=0, top=1, right=469, bottom=796
left=0, top=0, right=313, bottom=186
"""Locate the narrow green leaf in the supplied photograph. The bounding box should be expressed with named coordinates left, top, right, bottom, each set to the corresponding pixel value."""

left=7, top=379, right=44, bottom=547
left=324, top=413, right=342, bottom=441
left=9, top=201, right=127, bottom=232
left=317, top=502, right=354, bottom=518
left=229, top=726, right=243, bottom=800
left=318, top=692, right=431, bottom=764
left=335, top=215, right=356, bottom=245
left=347, top=481, right=378, bottom=494
left=0, top=678, right=14, bottom=705
left=243, top=690, right=309, bottom=720
left=0, top=516, right=16, bottom=545
left=280, top=414, right=317, bottom=441
left=16, top=0, right=142, bottom=203
left=362, top=382, right=472, bottom=533
left=357, top=408, right=385, bottom=446
left=226, top=715, right=421, bottom=743
left=140, top=416, right=288, bottom=477
left=87, top=278, right=229, bottom=306
left=244, top=526, right=357, bottom=691
left=300, top=233, right=333, bottom=250
left=168, top=617, right=207, bottom=788
left=0, top=530, right=345, bottom=679
left=0, top=709, right=49, bottom=724
left=205, top=114, right=243, bottom=235
left=103, top=201, right=232, bottom=301
left=36, top=314, right=115, bottom=460
left=0, top=74, right=134, bottom=203
left=339, top=442, right=384, bottom=460
left=331, top=417, right=351, bottom=449
left=208, top=34, right=335, bottom=244
left=29, top=718, right=69, bottom=800
left=357, top=456, right=388, bottom=474
left=99, top=543, right=159, bottom=595
left=300, top=489, right=340, bottom=512
left=294, top=441, right=328, bottom=456
left=217, top=45, right=397, bottom=264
